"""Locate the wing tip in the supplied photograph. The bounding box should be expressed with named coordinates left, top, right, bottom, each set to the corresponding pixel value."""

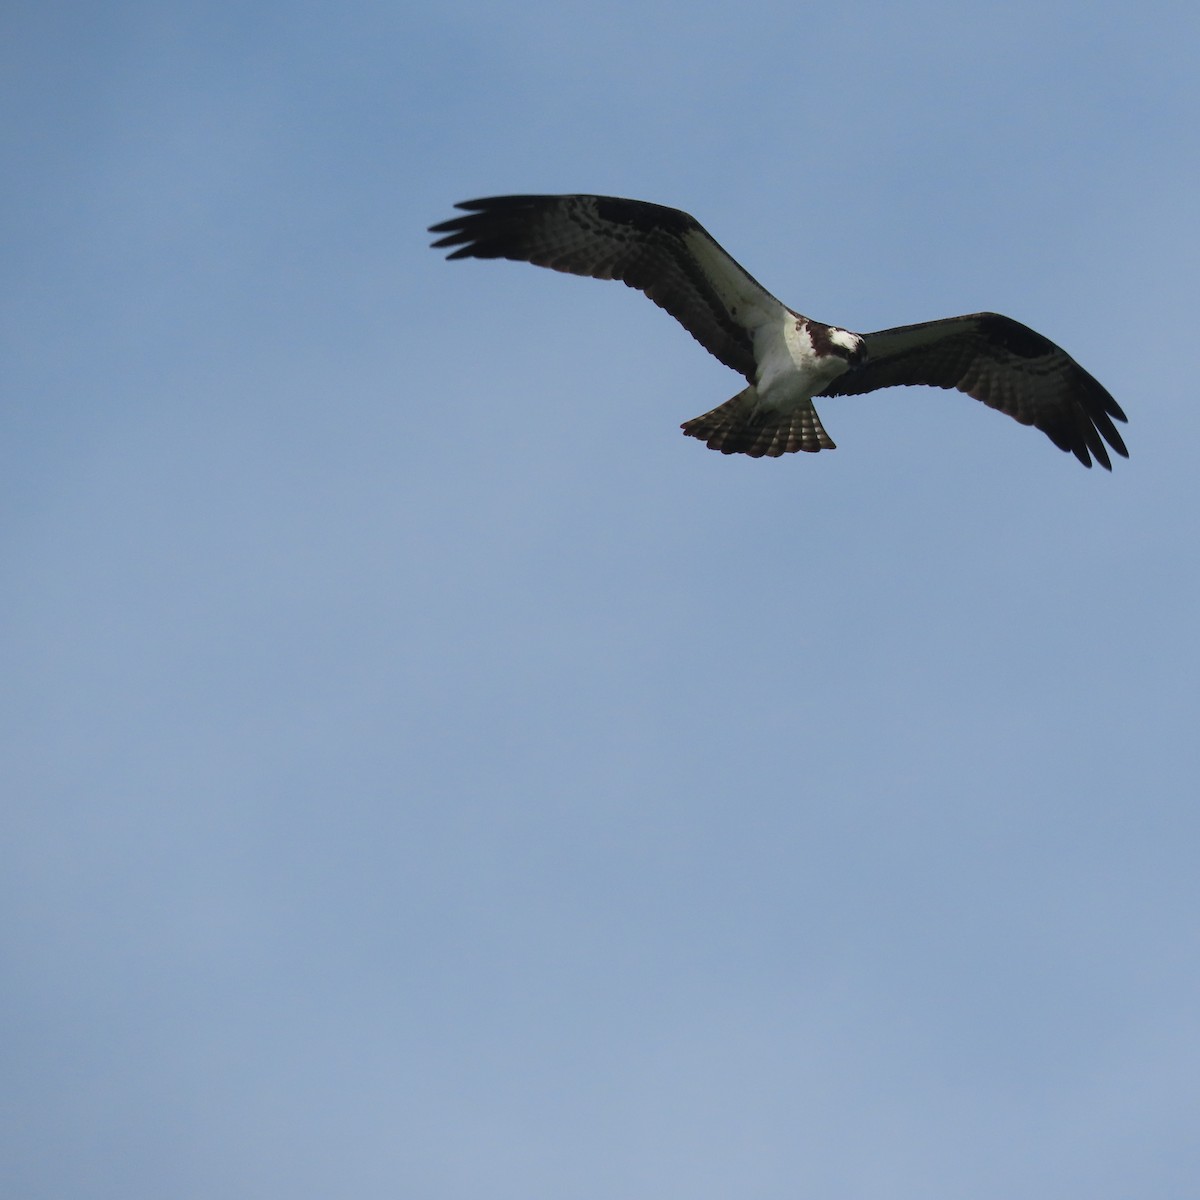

left=428, top=196, right=563, bottom=257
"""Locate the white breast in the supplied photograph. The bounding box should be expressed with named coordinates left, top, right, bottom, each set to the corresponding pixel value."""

left=752, top=314, right=851, bottom=411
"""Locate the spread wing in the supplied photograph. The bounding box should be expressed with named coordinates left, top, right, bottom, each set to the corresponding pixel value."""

left=429, top=194, right=784, bottom=381
left=821, top=312, right=1128, bottom=469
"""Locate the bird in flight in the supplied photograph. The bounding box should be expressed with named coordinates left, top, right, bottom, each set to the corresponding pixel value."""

left=429, top=194, right=1128, bottom=469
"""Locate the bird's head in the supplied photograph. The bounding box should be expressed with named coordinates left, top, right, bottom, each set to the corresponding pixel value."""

left=830, top=328, right=867, bottom=368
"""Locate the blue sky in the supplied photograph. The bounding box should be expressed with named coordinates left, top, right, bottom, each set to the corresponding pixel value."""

left=3, top=2, right=1198, bottom=1197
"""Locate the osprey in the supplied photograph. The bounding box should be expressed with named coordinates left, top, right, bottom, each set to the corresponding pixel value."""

left=429, top=194, right=1128, bottom=469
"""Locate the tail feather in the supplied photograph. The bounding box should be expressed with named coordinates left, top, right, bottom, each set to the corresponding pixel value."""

left=681, top=388, right=836, bottom=458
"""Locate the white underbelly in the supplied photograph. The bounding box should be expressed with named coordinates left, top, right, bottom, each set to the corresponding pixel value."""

left=754, top=319, right=848, bottom=410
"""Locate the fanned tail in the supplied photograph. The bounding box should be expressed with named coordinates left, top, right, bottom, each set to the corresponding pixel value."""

left=680, top=388, right=836, bottom=458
